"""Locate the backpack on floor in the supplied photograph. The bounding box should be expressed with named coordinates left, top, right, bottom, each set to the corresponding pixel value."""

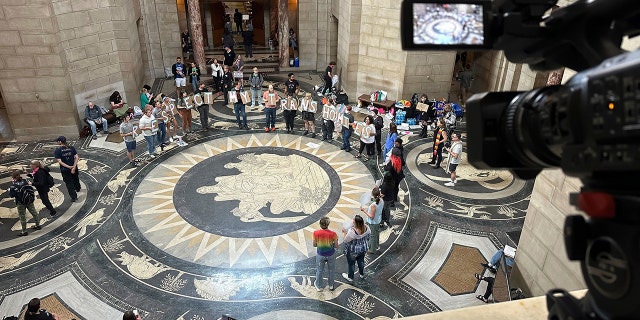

left=451, top=103, right=464, bottom=118
left=16, top=184, right=35, bottom=205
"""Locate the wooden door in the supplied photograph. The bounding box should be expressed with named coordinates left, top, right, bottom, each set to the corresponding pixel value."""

left=252, top=1, right=265, bottom=46
left=211, top=2, right=225, bottom=47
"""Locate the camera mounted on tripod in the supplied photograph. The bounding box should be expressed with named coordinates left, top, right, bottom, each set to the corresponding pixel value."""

left=401, top=0, right=640, bottom=318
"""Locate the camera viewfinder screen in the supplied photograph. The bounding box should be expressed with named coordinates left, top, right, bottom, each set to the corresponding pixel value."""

left=412, top=3, right=484, bottom=45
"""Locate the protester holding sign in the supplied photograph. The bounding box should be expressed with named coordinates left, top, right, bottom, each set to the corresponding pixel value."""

left=321, top=99, right=336, bottom=141
left=300, top=93, right=317, bottom=137
left=262, top=85, right=279, bottom=132
left=354, top=115, right=376, bottom=161
left=341, top=106, right=355, bottom=152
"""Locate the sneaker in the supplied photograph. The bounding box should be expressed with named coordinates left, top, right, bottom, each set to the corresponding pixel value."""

left=329, top=285, right=335, bottom=291
left=341, top=273, right=353, bottom=282
left=180, top=141, right=188, bottom=146
left=169, top=137, right=174, bottom=143
left=444, top=181, right=456, bottom=187
left=303, top=130, right=309, bottom=135
left=50, top=210, right=57, bottom=216
left=32, top=225, right=42, bottom=230
left=18, top=231, right=28, bottom=237
left=271, top=127, right=276, bottom=132
left=71, top=197, right=77, bottom=202
left=359, top=274, right=365, bottom=279
left=149, top=154, right=156, bottom=159
left=311, top=133, right=317, bottom=138
left=173, top=135, right=178, bottom=139
left=92, top=135, right=97, bottom=140
left=130, top=161, right=137, bottom=167
left=103, top=131, right=109, bottom=134
left=265, top=127, right=269, bottom=132
left=315, top=285, right=323, bottom=292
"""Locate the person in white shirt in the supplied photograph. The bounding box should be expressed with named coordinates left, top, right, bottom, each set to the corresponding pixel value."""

left=355, top=115, right=376, bottom=161
left=211, top=58, right=223, bottom=92
left=138, top=106, right=158, bottom=158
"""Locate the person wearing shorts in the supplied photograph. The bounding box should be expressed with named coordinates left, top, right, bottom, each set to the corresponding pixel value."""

left=120, top=113, right=137, bottom=167
left=172, top=57, right=186, bottom=96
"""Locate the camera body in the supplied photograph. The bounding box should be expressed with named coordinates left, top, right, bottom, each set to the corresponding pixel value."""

left=400, top=0, right=640, bottom=318
left=467, top=48, right=640, bottom=180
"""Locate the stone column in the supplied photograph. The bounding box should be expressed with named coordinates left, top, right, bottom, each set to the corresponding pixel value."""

left=277, top=0, right=290, bottom=68
left=187, top=0, right=206, bottom=70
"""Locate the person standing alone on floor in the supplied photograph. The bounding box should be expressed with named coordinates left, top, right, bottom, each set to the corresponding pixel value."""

left=54, top=136, right=80, bottom=202
left=313, top=216, right=339, bottom=291
left=444, top=133, right=462, bottom=187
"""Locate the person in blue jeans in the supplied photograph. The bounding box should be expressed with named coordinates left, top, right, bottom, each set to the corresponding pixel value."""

left=482, top=248, right=515, bottom=273
left=342, top=215, right=371, bottom=282
left=232, top=81, right=248, bottom=129
left=341, top=106, right=354, bottom=152
left=313, top=216, right=338, bottom=291
left=85, top=101, right=109, bottom=139
left=383, top=123, right=398, bottom=163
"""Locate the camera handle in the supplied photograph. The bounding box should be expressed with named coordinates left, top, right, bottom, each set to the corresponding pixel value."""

left=547, top=190, right=640, bottom=319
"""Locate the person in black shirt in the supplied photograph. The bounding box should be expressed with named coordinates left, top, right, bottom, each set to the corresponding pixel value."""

left=25, top=298, right=58, bottom=320
left=322, top=61, right=335, bottom=95
left=28, top=160, right=56, bottom=216
left=222, top=65, right=234, bottom=105
left=234, top=9, right=243, bottom=34
left=54, top=136, right=80, bottom=202
left=223, top=46, right=235, bottom=67
left=195, top=83, right=209, bottom=131
left=372, top=109, right=384, bottom=156
left=284, top=73, right=300, bottom=133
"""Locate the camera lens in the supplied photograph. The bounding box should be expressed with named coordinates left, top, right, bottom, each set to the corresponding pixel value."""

left=467, top=85, right=568, bottom=178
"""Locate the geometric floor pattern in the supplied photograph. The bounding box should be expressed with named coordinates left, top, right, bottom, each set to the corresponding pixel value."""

left=0, top=73, right=529, bottom=319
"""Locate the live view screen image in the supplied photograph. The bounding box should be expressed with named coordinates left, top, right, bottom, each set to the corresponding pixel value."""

left=413, top=3, right=484, bottom=45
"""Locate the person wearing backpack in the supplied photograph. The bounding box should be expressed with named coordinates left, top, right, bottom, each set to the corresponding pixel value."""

left=28, top=160, right=56, bottom=216
left=54, top=136, right=81, bottom=202
left=341, top=214, right=371, bottom=282
left=9, top=170, right=41, bottom=237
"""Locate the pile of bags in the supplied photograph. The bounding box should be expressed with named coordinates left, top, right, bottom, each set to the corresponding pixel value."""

left=370, top=90, right=388, bottom=102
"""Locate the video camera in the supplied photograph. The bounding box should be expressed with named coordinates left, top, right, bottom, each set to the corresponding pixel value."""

left=401, top=0, right=640, bottom=319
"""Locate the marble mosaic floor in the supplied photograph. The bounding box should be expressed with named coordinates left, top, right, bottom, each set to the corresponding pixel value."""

left=0, top=74, right=531, bottom=320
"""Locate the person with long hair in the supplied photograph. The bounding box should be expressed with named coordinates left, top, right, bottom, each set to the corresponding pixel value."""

left=428, top=118, right=448, bottom=169
left=109, top=90, right=127, bottom=120
left=382, top=123, right=398, bottom=163
left=28, top=160, right=56, bottom=216
left=355, top=115, right=376, bottom=161
left=380, top=147, right=405, bottom=226
left=341, top=215, right=371, bottom=282
left=177, top=90, right=193, bottom=133
left=362, top=186, right=384, bottom=254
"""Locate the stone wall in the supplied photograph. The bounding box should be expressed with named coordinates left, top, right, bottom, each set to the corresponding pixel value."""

left=513, top=170, right=586, bottom=297
left=138, top=0, right=182, bottom=83
left=0, top=0, right=77, bottom=140
left=334, top=0, right=362, bottom=94
left=53, top=0, right=146, bottom=119
left=403, top=51, right=456, bottom=100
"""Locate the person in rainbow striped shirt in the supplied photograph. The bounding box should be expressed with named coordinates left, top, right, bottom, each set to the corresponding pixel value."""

left=313, top=216, right=339, bottom=291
